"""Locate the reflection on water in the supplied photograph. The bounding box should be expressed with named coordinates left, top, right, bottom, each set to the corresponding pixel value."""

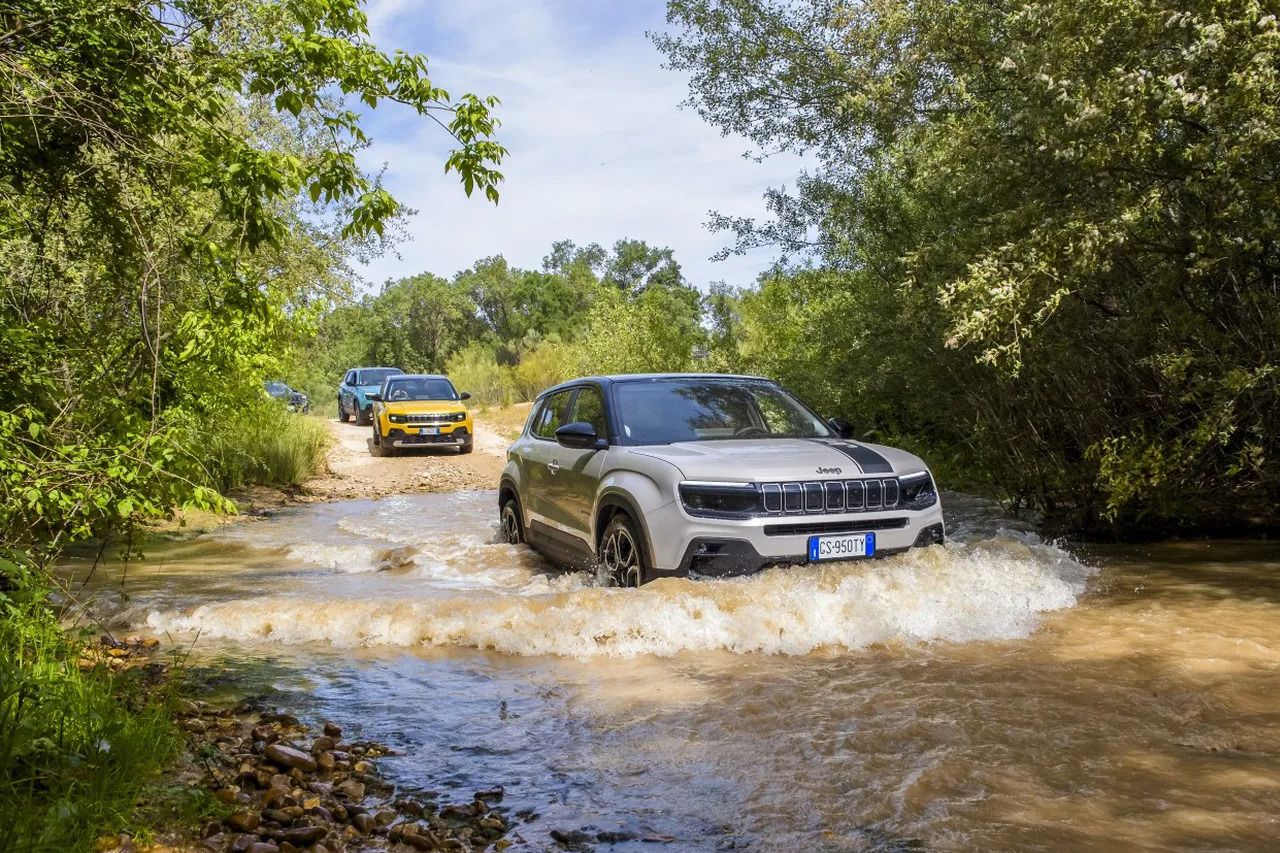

left=65, top=491, right=1280, bottom=851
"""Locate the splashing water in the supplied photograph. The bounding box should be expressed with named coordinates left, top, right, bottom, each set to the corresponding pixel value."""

left=135, top=491, right=1092, bottom=658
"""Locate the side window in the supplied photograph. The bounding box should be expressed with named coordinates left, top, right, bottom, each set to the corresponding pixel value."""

left=531, top=390, right=572, bottom=439
left=568, top=387, right=607, bottom=437
left=343, top=371, right=354, bottom=386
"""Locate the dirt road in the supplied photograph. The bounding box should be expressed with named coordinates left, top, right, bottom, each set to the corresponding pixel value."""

left=302, top=412, right=514, bottom=501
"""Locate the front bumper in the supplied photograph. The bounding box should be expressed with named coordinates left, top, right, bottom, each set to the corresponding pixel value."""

left=643, top=501, right=946, bottom=576
left=386, top=426, right=471, bottom=448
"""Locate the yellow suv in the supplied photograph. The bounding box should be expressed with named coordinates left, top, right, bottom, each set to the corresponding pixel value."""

left=368, top=374, right=474, bottom=456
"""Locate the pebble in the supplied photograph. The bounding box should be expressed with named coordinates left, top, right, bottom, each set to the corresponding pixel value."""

left=322, top=722, right=342, bottom=738
left=265, top=743, right=317, bottom=773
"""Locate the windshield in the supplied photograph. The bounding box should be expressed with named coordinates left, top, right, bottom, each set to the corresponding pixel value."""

left=382, top=377, right=458, bottom=402
left=265, top=382, right=288, bottom=395
left=357, top=368, right=401, bottom=385
left=614, top=379, right=831, bottom=444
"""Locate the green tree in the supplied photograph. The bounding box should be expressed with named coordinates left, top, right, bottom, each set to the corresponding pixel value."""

left=0, top=0, right=505, bottom=549
left=659, top=0, right=1280, bottom=532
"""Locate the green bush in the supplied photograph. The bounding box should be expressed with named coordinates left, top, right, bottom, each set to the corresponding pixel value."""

left=0, top=556, right=181, bottom=852
left=209, top=403, right=331, bottom=492
left=445, top=343, right=517, bottom=407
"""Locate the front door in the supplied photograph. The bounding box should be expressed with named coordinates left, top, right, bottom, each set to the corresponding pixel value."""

left=543, top=386, right=609, bottom=546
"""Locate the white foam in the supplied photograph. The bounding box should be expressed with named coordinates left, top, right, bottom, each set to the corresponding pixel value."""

left=145, top=537, right=1093, bottom=658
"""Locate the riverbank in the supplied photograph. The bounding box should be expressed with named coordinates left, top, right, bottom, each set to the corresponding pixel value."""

left=73, top=638, right=513, bottom=853
left=157, top=405, right=530, bottom=537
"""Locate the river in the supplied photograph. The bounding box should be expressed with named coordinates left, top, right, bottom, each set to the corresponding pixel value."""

left=67, top=491, right=1280, bottom=851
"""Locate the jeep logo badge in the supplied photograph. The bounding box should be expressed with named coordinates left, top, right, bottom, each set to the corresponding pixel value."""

left=816, top=466, right=842, bottom=475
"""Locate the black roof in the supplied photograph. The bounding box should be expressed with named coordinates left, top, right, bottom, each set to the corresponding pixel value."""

left=537, top=372, right=773, bottom=399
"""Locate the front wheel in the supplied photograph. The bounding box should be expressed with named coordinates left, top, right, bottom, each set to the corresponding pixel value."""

left=600, top=514, right=649, bottom=588
left=499, top=498, right=524, bottom=545
left=458, top=442, right=473, bottom=455
left=338, top=398, right=349, bottom=423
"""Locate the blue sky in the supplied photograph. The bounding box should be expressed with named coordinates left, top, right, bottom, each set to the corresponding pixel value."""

left=353, top=0, right=803, bottom=292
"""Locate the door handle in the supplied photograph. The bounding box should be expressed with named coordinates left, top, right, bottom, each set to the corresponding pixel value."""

left=547, top=459, right=560, bottom=475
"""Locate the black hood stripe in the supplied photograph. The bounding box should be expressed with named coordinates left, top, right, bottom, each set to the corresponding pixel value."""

left=809, top=439, right=894, bottom=474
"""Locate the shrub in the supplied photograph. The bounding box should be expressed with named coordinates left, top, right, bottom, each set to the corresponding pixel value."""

left=445, top=343, right=516, bottom=407
left=208, top=402, right=331, bottom=492
left=0, top=555, right=181, bottom=852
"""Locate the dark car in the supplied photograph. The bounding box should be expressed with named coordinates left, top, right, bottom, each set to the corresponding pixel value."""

left=265, top=380, right=310, bottom=413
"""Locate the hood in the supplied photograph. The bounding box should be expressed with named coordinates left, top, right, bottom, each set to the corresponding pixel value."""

left=628, top=438, right=927, bottom=482
left=382, top=400, right=466, bottom=416
left=356, top=384, right=382, bottom=395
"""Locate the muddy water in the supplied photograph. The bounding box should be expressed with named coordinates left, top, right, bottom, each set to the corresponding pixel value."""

left=69, top=493, right=1280, bottom=851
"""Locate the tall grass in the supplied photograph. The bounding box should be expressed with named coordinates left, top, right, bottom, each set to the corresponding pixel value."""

left=209, top=402, right=331, bottom=492
left=0, top=556, right=182, bottom=853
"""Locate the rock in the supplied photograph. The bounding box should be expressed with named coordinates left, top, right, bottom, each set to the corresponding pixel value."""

left=247, top=844, right=279, bottom=853
left=141, top=637, right=160, bottom=648
left=373, top=810, right=396, bottom=828
left=350, top=813, right=375, bottom=834
left=595, top=830, right=635, bottom=842
left=182, top=718, right=209, bottom=734
left=315, top=752, right=335, bottom=771
left=226, top=811, right=260, bottom=833
left=474, top=786, right=504, bottom=802
left=550, top=828, right=594, bottom=846
left=230, top=835, right=256, bottom=853
left=439, top=804, right=475, bottom=821
left=261, top=712, right=301, bottom=727
left=322, top=722, right=342, bottom=739
left=265, top=744, right=316, bottom=773
left=276, top=826, right=326, bottom=846
left=310, top=736, right=336, bottom=753
left=403, top=833, right=437, bottom=851
left=333, top=780, right=365, bottom=801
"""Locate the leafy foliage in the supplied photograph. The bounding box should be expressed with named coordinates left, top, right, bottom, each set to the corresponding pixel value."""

left=0, top=0, right=505, bottom=550
left=291, top=238, right=707, bottom=406
left=660, top=0, right=1280, bottom=533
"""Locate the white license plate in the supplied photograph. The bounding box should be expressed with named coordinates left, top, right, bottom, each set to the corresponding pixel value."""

left=419, top=427, right=439, bottom=436
left=808, top=532, right=876, bottom=561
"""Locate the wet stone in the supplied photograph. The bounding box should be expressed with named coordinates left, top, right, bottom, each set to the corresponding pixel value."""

left=265, top=744, right=317, bottom=772
left=226, top=811, right=260, bottom=833
left=322, top=722, right=342, bottom=738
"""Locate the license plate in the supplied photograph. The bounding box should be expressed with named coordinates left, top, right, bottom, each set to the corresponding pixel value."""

left=808, top=532, right=876, bottom=561
left=419, top=427, right=439, bottom=436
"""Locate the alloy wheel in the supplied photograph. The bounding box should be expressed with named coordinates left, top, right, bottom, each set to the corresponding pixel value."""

left=601, top=526, right=642, bottom=588
left=500, top=502, right=523, bottom=545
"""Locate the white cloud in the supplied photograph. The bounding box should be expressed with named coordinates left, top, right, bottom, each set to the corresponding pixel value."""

left=354, top=0, right=802, bottom=291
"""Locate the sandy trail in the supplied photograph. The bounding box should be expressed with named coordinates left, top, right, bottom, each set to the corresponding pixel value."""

left=302, top=412, right=513, bottom=501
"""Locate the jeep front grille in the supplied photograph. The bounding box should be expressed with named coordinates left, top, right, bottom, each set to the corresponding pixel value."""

left=681, top=473, right=937, bottom=519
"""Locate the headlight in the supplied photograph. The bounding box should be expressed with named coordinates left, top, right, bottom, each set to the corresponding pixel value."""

left=389, top=414, right=407, bottom=424
left=679, top=482, right=760, bottom=518
left=898, top=472, right=938, bottom=510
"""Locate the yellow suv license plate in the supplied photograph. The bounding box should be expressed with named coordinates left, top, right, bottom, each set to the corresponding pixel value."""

left=419, top=427, right=439, bottom=436
left=808, top=532, right=876, bottom=561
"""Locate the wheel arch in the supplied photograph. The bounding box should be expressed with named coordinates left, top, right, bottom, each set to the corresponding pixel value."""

left=594, top=490, right=656, bottom=565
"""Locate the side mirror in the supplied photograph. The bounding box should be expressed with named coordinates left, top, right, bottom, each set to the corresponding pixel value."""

left=555, top=421, right=607, bottom=450
left=367, top=393, right=382, bottom=402
left=827, top=417, right=855, bottom=439
left=459, top=391, right=472, bottom=401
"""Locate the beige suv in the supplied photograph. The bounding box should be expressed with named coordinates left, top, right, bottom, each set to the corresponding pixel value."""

left=498, top=373, right=945, bottom=586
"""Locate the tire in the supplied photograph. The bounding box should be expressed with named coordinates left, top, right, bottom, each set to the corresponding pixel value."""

left=355, top=403, right=368, bottom=426
left=458, top=442, right=474, bottom=455
left=370, top=424, right=389, bottom=457
left=599, top=513, right=650, bottom=588
left=338, top=398, right=349, bottom=423
left=499, top=497, right=524, bottom=545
